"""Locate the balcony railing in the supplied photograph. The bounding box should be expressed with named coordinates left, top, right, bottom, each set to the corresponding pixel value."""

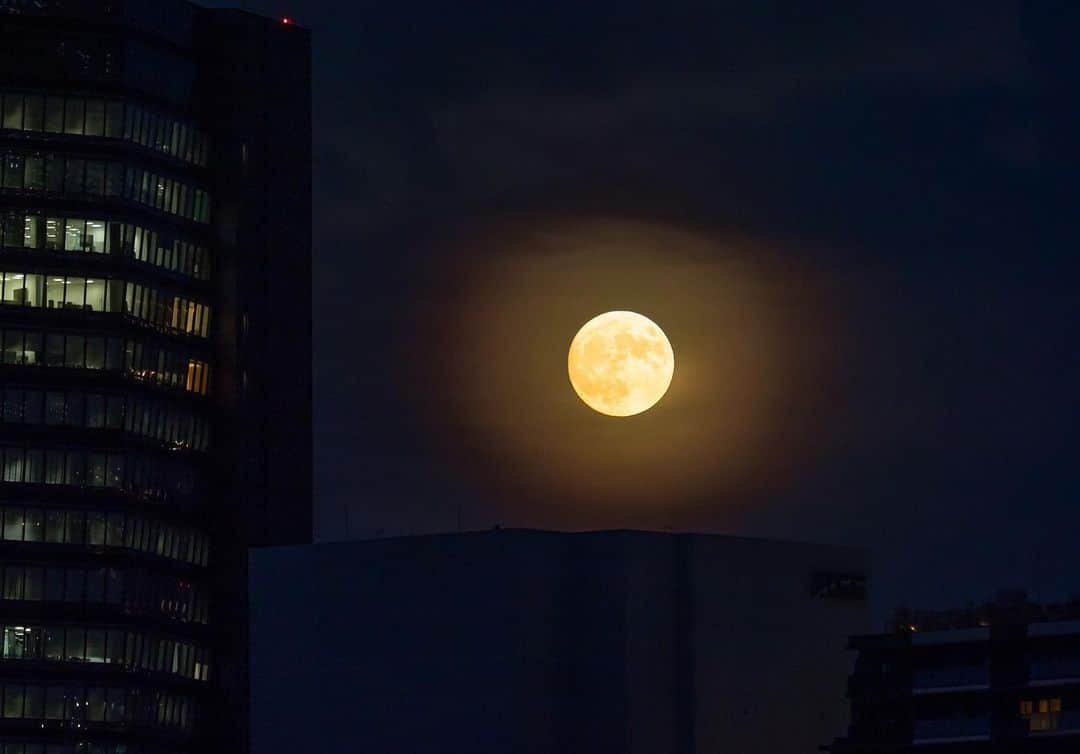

left=913, top=716, right=990, bottom=743
left=913, top=664, right=989, bottom=692
left=1030, top=657, right=1080, bottom=684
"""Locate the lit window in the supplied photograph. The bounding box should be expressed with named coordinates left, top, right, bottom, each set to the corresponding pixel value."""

left=1020, top=697, right=1062, bottom=732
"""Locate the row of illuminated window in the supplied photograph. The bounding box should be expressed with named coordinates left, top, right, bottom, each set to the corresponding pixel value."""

left=0, top=152, right=211, bottom=224
left=0, top=386, right=212, bottom=452
left=2, top=624, right=210, bottom=682
left=0, top=270, right=212, bottom=338
left=0, top=682, right=193, bottom=731
left=0, top=328, right=212, bottom=396
left=1, top=505, right=210, bottom=567
left=0, top=564, right=209, bottom=625
left=0, top=90, right=210, bottom=166
left=0, top=446, right=199, bottom=504
left=0, top=211, right=211, bottom=281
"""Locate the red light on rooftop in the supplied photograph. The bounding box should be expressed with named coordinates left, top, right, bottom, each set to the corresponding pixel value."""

left=281, top=16, right=292, bottom=25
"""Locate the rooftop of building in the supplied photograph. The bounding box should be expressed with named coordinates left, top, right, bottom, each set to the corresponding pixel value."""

left=895, top=589, right=1080, bottom=632
left=265, top=526, right=870, bottom=557
left=0, top=0, right=308, bottom=37
left=848, top=590, right=1080, bottom=646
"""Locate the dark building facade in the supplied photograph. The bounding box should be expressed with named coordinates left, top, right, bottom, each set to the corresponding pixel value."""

left=251, top=530, right=870, bottom=754
left=0, top=2, right=312, bottom=753
left=830, top=591, right=1080, bottom=752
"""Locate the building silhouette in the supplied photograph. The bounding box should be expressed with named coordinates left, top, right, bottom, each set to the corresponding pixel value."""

left=0, top=2, right=312, bottom=753
left=251, top=530, right=869, bottom=754
left=829, top=590, right=1080, bottom=752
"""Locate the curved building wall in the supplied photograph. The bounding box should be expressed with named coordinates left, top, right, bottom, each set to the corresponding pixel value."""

left=0, top=11, right=211, bottom=754
left=0, top=3, right=312, bottom=754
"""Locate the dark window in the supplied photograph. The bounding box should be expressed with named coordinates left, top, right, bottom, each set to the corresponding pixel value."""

left=24, top=94, right=43, bottom=131
left=44, top=334, right=63, bottom=367
left=43, top=97, right=63, bottom=134
left=85, top=99, right=105, bottom=136
left=86, top=161, right=105, bottom=195
left=64, top=571, right=84, bottom=604
left=1, top=93, right=23, bottom=129
left=45, top=392, right=64, bottom=425
left=105, top=101, right=124, bottom=138
left=24, top=508, right=42, bottom=542
left=64, top=335, right=85, bottom=368
left=24, top=568, right=42, bottom=601
left=86, top=394, right=105, bottom=428
left=85, top=337, right=105, bottom=369
left=63, top=97, right=84, bottom=135
left=25, top=156, right=43, bottom=189
left=3, top=154, right=23, bottom=189
left=44, top=452, right=63, bottom=485
left=44, top=571, right=63, bottom=603
left=64, top=158, right=85, bottom=194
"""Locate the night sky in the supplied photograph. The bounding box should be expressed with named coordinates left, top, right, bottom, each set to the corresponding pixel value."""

left=207, top=0, right=1078, bottom=622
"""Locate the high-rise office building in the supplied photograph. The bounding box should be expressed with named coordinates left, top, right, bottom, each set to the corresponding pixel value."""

left=829, top=591, right=1080, bottom=752
left=0, top=2, right=312, bottom=753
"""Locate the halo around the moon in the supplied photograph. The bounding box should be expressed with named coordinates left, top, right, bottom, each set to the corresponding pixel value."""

left=567, top=310, right=674, bottom=417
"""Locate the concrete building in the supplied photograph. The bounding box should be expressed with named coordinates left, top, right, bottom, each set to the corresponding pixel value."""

left=250, top=529, right=869, bottom=754
left=829, top=591, right=1080, bottom=752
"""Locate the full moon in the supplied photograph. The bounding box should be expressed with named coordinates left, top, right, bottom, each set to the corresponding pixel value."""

left=567, top=310, right=675, bottom=417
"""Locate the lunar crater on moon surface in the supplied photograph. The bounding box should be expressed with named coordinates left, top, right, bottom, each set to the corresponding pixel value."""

left=567, top=311, right=674, bottom=417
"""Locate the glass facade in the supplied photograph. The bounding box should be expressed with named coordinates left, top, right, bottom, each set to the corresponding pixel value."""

left=0, top=444, right=201, bottom=500
left=1, top=504, right=210, bottom=565
left=1, top=505, right=210, bottom=561
left=0, top=210, right=211, bottom=281
left=0, top=385, right=212, bottom=451
left=0, top=9, right=221, bottom=752
left=1, top=624, right=210, bottom=681
left=0, top=4, right=312, bottom=753
left=0, top=90, right=210, bottom=166
left=0, top=326, right=212, bottom=394
left=0, top=564, right=209, bottom=624
left=0, top=682, right=193, bottom=731
left=0, top=269, right=212, bottom=338
left=0, top=150, right=210, bottom=223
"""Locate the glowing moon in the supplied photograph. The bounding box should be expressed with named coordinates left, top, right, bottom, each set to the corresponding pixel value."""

left=567, top=311, right=674, bottom=417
